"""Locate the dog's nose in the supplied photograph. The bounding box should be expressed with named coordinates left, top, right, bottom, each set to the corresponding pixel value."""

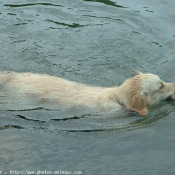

left=172, top=83, right=175, bottom=92
left=171, top=95, right=175, bottom=100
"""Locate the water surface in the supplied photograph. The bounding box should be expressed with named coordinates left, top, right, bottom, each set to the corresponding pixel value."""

left=0, top=0, right=175, bottom=174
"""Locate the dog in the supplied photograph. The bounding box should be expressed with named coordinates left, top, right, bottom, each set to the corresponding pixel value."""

left=0, top=69, right=174, bottom=116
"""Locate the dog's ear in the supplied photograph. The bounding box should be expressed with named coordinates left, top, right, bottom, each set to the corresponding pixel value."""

left=130, top=93, right=148, bottom=116
left=133, top=69, right=143, bottom=75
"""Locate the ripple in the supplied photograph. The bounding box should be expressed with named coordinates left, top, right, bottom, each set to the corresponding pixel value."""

left=83, top=0, right=128, bottom=8
left=13, top=22, right=28, bottom=26
left=46, top=19, right=87, bottom=28
left=0, top=105, right=173, bottom=133
left=4, top=3, right=64, bottom=8
left=82, top=15, right=124, bottom=22
left=7, top=13, right=16, bottom=16
left=14, top=114, right=46, bottom=123
left=0, top=93, right=174, bottom=133
left=145, top=10, right=154, bottom=13
left=0, top=124, right=24, bottom=130
left=150, top=41, right=163, bottom=47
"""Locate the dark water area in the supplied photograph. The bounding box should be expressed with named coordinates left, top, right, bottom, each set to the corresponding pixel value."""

left=0, top=0, right=175, bottom=174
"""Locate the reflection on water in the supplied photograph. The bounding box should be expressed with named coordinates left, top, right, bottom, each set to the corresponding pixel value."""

left=0, top=100, right=174, bottom=133
left=83, top=0, right=127, bottom=8
left=4, top=3, right=64, bottom=8
left=46, top=19, right=87, bottom=28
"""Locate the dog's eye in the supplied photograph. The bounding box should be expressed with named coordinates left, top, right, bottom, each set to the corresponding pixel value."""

left=160, top=82, right=164, bottom=90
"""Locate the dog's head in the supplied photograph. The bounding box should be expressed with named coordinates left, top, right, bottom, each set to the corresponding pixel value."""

left=119, top=69, right=175, bottom=116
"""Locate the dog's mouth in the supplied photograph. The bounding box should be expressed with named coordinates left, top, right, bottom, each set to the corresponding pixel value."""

left=170, top=95, right=175, bottom=100
left=166, top=95, right=175, bottom=101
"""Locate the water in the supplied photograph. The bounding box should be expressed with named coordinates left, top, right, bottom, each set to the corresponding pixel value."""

left=0, top=0, right=175, bottom=174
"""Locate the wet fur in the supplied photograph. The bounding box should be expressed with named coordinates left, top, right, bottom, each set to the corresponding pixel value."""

left=0, top=70, right=174, bottom=115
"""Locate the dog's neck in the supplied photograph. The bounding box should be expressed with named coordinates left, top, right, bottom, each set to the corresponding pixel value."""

left=103, top=86, right=130, bottom=108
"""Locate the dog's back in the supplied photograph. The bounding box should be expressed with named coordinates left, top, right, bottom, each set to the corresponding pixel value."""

left=0, top=72, right=112, bottom=110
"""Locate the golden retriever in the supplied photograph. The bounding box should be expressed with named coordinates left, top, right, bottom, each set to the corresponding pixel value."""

left=0, top=69, right=174, bottom=115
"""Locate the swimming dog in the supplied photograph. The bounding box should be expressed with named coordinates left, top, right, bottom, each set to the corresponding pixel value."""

left=0, top=69, right=174, bottom=115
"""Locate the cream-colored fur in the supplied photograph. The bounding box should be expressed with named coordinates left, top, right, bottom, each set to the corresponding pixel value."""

left=0, top=70, right=174, bottom=115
